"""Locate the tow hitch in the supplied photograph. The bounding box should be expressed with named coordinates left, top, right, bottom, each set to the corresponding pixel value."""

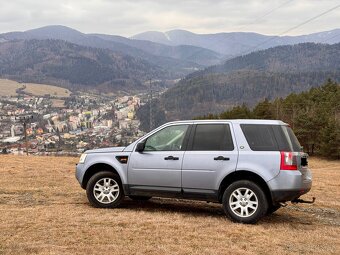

left=292, top=197, right=316, bottom=204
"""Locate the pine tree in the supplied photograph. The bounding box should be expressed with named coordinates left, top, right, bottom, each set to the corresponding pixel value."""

left=319, top=119, right=340, bottom=159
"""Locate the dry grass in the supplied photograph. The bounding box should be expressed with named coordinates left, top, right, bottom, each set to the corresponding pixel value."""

left=0, top=79, right=71, bottom=98
left=0, top=79, right=21, bottom=96
left=0, top=156, right=339, bottom=255
left=24, top=83, right=71, bottom=98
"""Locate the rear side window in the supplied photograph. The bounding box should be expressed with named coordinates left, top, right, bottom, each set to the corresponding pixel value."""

left=191, top=124, right=234, bottom=151
left=286, top=127, right=302, bottom=152
left=241, top=124, right=302, bottom=152
left=241, top=124, right=278, bottom=151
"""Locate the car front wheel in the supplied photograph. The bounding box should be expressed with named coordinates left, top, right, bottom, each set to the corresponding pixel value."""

left=222, top=180, right=268, bottom=224
left=86, top=171, right=124, bottom=208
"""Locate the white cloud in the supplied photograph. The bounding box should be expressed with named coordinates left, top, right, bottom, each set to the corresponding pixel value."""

left=0, top=0, right=339, bottom=36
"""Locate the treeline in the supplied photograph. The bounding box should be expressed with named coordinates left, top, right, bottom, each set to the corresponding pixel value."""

left=197, top=80, right=339, bottom=159
left=163, top=70, right=340, bottom=119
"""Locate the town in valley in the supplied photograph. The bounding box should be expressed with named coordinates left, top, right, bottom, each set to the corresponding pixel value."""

left=0, top=79, right=149, bottom=155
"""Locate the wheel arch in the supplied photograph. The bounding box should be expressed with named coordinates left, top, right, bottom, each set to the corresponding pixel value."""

left=81, top=163, right=122, bottom=189
left=218, top=170, right=272, bottom=205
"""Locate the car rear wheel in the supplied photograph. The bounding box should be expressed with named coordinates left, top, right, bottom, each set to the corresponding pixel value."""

left=86, top=171, right=124, bottom=208
left=222, top=180, right=268, bottom=224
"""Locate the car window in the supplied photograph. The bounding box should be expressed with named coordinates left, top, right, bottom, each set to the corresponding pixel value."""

left=144, top=125, right=189, bottom=151
left=241, top=124, right=302, bottom=152
left=191, top=124, right=234, bottom=151
left=284, top=126, right=302, bottom=152
left=241, top=124, right=279, bottom=151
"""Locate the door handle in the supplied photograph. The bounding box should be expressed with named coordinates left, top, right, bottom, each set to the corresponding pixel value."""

left=164, top=156, right=179, bottom=160
left=214, top=156, right=230, bottom=161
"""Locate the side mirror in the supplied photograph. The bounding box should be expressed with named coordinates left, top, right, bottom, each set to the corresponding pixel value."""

left=135, top=142, right=145, bottom=153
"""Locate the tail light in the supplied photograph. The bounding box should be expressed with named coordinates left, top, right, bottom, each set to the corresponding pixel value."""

left=280, top=151, right=298, bottom=170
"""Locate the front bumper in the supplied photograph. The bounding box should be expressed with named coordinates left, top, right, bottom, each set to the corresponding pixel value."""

left=75, top=163, right=86, bottom=187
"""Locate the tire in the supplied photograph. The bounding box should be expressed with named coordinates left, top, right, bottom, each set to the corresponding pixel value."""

left=222, top=180, right=268, bottom=224
left=86, top=171, right=124, bottom=208
left=129, top=195, right=152, bottom=201
left=267, top=204, right=281, bottom=215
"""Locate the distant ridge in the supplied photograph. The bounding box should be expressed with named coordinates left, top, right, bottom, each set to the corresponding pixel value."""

left=132, top=28, right=340, bottom=55
left=0, top=25, right=224, bottom=77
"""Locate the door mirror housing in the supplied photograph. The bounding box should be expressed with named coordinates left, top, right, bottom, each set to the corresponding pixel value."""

left=136, top=142, right=145, bottom=152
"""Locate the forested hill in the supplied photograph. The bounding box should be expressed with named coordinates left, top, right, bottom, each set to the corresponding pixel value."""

left=188, top=43, right=340, bottom=78
left=138, top=81, right=339, bottom=160
left=148, top=43, right=340, bottom=121
left=0, top=25, right=224, bottom=77
left=197, top=80, right=340, bottom=159
left=0, top=39, right=166, bottom=91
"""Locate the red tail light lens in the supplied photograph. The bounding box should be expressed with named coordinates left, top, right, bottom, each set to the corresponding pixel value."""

left=280, top=151, right=298, bottom=170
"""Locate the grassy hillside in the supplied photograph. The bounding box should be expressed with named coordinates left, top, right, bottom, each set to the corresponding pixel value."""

left=0, top=79, right=21, bottom=96
left=0, top=155, right=339, bottom=254
left=0, top=79, right=71, bottom=97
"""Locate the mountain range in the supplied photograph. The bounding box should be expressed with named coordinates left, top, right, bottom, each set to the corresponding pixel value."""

left=1, top=26, right=340, bottom=83
left=132, top=29, right=340, bottom=55
left=0, top=26, right=224, bottom=78
left=0, top=25, right=339, bottom=95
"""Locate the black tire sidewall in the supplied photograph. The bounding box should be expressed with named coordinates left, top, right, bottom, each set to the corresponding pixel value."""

left=222, top=180, right=268, bottom=224
left=86, top=171, right=124, bottom=208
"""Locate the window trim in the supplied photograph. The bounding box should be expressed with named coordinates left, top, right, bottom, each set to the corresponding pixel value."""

left=187, top=123, right=235, bottom=151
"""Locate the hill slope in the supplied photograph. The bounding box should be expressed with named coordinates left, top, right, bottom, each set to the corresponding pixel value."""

left=0, top=39, right=166, bottom=91
left=138, top=43, right=340, bottom=122
left=189, top=43, right=340, bottom=77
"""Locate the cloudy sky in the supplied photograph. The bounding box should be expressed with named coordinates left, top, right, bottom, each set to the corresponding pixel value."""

left=0, top=0, right=339, bottom=36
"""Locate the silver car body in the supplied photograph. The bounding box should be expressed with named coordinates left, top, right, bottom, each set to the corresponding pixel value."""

left=76, top=119, right=312, bottom=204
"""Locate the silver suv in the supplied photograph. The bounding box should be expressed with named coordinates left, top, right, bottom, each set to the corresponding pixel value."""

left=76, top=120, right=312, bottom=223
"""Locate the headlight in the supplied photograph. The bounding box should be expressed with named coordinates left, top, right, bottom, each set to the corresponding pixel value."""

left=79, top=153, right=87, bottom=164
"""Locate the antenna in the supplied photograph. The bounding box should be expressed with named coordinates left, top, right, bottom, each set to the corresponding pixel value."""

left=149, top=79, right=154, bottom=131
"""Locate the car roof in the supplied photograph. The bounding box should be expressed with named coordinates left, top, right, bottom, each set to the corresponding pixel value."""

left=165, top=119, right=287, bottom=125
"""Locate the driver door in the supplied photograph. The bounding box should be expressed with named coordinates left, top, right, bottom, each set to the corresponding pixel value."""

left=128, top=124, right=191, bottom=196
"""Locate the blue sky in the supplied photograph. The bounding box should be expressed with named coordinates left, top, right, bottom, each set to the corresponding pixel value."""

left=0, top=0, right=339, bottom=36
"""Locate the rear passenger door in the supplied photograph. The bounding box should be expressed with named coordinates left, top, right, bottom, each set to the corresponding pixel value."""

left=181, top=123, right=238, bottom=197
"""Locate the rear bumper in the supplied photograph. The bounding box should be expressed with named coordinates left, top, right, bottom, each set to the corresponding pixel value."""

left=267, top=167, right=312, bottom=203
left=271, top=187, right=311, bottom=202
